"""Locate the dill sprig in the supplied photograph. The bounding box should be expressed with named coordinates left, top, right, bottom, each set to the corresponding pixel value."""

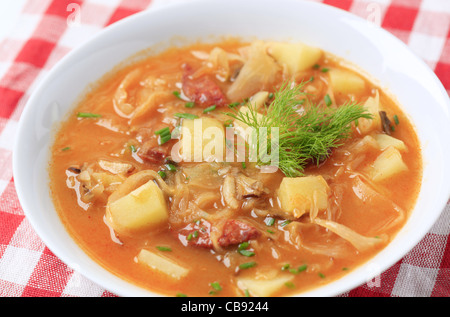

left=226, top=82, right=373, bottom=177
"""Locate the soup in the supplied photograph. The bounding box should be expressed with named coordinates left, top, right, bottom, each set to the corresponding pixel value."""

left=49, top=39, right=422, bottom=297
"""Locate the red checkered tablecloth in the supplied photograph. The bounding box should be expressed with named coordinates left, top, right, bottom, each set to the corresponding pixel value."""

left=1, top=0, right=449, bottom=297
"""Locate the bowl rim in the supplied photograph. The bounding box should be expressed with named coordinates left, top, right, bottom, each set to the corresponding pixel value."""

left=13, top=0, right=450, bottom=297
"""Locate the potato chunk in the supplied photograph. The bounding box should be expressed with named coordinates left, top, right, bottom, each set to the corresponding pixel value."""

left=106, top=180, right=168, bottom=234
left=180, top=117, right=225, bottom=162
left=329, top=68, right=366, bottom=95
left=374, top=133, right=407, bottom=152
left=249, top=91, right=269, bottom=110
left=137, top=249, right=189, bottom=280
left=357, top=91, right=381, bottom=134
left=368, top=146, right=408, bottom=181
left=267, top=42, right=323, bottom=74
left=237, top=275, right=294, bottom=297
left=277, top=176, right=329, bottom=218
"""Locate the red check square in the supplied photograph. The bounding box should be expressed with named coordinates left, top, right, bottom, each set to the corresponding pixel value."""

left=106, top=7, right=140, bottom=26
left=14, top=38, right=56, bottom=68
left=382, top=5, right=419, bottom=31
left=323, top=0, right=353, bottom=11
left=0, top=87, right=24, bottom=119
left=45, top=0, right=83, bottom=18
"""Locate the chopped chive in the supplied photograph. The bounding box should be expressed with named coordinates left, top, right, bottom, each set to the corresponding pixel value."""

left=156, top=246, right=172, bottom=252
left=154, top=127, right=171, bottom=135
left=280, top=220, right=291, bottom=227
left=244, top=289, right=250, bottom=297
left=203, top=105, right=216, bottom=113
left=61, top=146, right=71, bottom=151
left=176, top=293, right=188, bottom=297
left=210, top=282, right=222, bottom=291
left=223, top=119, right=233, bottom=127
left=193, top=230, right=199, bottom=238
left=393, top=114, right=399, bottom=125
left=185, top=102, right=195, bottom=108
left=159, top=132, right=172, bottom=145
left=289, top=264, right=307, bottom=274
left=228, top=102, right=240, bottom=108
left=239, top=261, right=256, bottom=270
left=342, top=267, right=349, bottom=271
left=321, top=67, right=330, bottom=73
left=173, top=91, right=182, bottom=99
left=238, top=241, right=249, bottom=250
left=265, top=217, right=275, bottom=226
left=238, top=249, right=255, bottom=257
left=281, top=264, right=290, bottom=271
left=157, top=170, right=166, bottom=179
left=77, top=112, right=101, bottom=118
left=390, top=125, right=395, bottom=132
left=318, top=272, right=326, bottom=278
left=187, top=233, right=193, bottom=241
left=130, top=144, right=137, bottom=153
left=241, top=162, right=247, bottom=169
left=165, top=163, right=177, bottom=171
left=285, top=281, right=296, bottom=289
left=324, top=94, right=332, bottom=107
left=313, top=64, right=320, bottom=69
left=297, top=264, right=307, bottom=272
left=174, top=113, right=199, bottom=120
left=267, top=229, right=275, bottom=234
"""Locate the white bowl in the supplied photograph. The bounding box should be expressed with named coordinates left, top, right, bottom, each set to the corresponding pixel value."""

left=13, top=0, right=450, bottom=297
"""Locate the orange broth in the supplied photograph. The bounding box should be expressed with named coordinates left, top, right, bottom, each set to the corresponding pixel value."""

left=49, top=39, right=422, bottom=297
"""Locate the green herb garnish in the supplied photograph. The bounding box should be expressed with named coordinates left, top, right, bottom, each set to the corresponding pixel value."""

left=223, top=119, right=233, bottom=127
left=155, top=127, right=171, bottom=145
left=185, top=102, right=195, bottom=108
left=228, top=102, right=240, bottom=108
left=174, top=113, right=199, bottom=120
left=238, top=242, right=249, bottom=250
left=157, top=170, right=166, bottom=179
left=203, top=105, right=216, bottom=113
left=156, top=246, right=172, bottom=252
left=239, top=249, right=255, bottom=257
left=393, top=114, right=399, bottom=125
left=154, top=127, right=170, bottom=135
left=280, top=220, right=291, bottom=227
left=265, top=217, right=275, bottom=226
left=324, top=94, right=332, bottom=107
left=210, top=282, right=222, bottom=291
left=239, top=261, right=256, bottom=270
left=289, top=264, right=307, bottom=274
left=165, top=163, right=177, bottom=171
left=61, top=146, right=71, bottom=151
left=225, top=81, right=372, bottom=177
left=285, top=282, right=296, bottom=289
left=77, top=112, right=101, bottom=118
